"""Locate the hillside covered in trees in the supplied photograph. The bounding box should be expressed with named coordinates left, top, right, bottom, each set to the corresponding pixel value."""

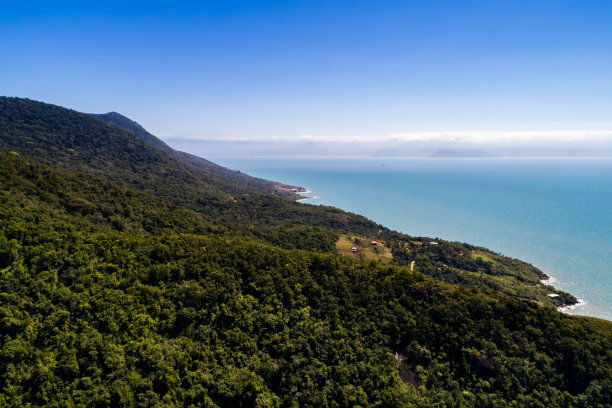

left=0, top=98, right=610, bottom=407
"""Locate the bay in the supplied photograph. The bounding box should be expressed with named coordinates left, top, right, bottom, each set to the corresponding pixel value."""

left=214, top=156, right=612, bottom=320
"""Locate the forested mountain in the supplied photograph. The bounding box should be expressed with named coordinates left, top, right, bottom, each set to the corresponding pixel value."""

left=1, top=98, right=611, bottom=407
left=91, top=112, right=171, bottom=152
left=0, top=97, right=298, bottom=202
left=92, top=111, right=295, bottom=195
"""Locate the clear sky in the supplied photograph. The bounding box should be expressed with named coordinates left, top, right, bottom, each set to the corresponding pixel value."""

left=2, top=0, right=611, bottom=143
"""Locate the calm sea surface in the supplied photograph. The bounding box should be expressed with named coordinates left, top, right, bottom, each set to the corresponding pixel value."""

left=214, top=157, right=612, bottom=320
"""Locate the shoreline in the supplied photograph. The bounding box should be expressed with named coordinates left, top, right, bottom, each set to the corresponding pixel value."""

left=295, top=184, right=588, bottom=316
left=559, top=297, right=586, bottom=314
left=295, top=189, right=319, bottom=202
left=540, top=272, right=586, bottom=314
left=296, top=196, right=319, bottom=202
left=274, top=184, right=309, bottom=195
left=296, top=184, right=588, bottom=315
left=255, top=160, right=605, bottom=320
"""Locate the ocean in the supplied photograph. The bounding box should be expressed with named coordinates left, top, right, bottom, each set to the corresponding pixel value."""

left=214, top=156, right=612, bottom=320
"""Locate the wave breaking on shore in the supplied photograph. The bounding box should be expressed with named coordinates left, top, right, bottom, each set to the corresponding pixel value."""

left=559, top=298, right=586, bottom=315
left=296, top=189, right=319, bottom=202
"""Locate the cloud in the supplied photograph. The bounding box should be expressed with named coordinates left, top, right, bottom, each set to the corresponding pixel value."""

left=158, top=133, right=292, bottom=142
left=296, top=130, right=612, bottom=144
left=157, top=130, right=612, bottom=144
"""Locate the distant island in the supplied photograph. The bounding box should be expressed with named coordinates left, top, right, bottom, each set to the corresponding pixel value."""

left=428, top=149, right=494, bottom=158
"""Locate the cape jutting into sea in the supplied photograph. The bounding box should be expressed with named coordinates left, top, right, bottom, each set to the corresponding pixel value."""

left=214, top=156, right=612, bottom=320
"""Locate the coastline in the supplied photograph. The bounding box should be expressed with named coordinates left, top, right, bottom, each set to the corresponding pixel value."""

left=213, top=156, right=610, bottom=321
left=540, top=274, right=557, bottom=285
left=296, top=183, right=586, bottom=315
left=559, top=297, right=586, bottom=315
left=272, top=178, right=317, bottom=202
left=294, top=186, right=589, bottom=318
left=295, top=189, right=319, bottom=202
left=295, top=183, right=587, bottom=315
left=540, top=272, right=585, bottom=314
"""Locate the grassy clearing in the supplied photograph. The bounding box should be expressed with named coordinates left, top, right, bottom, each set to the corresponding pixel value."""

left=336, top=234, right=393, bottom=262
left=471, top=251, right=495, bottom=263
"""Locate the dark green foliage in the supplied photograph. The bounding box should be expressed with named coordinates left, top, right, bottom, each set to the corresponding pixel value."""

left=1, top=98, right=609, bottom=406
left=1, top=222, right=610, bottom=406
left=0, top=151, right=219, bottom=237
left=0, top=154, right=610, bottom=407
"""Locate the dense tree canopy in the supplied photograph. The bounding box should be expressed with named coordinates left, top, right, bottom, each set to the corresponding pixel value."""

left=1, top=98, right=610, bottom=407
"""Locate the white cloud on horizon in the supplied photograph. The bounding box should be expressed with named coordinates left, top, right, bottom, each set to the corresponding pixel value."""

left=298, top=130, right=612, bottom=144
left=158, top=130, right=612, bottom=144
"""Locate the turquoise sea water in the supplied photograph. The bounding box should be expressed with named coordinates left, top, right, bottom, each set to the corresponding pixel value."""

left=214, top=157, right=612, bottom=320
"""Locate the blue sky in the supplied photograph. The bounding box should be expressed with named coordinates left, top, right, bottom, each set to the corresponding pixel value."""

left=2, top=0, right=612, bottom=143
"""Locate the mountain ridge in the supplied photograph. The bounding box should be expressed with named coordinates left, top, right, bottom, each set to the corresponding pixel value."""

left=1, top=97, right=610, bottom=407
left=92, top=111, right=305, bottom=197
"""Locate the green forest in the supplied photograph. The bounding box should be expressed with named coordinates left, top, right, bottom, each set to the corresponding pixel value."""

left=1, top=98, right=610, bottom=407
